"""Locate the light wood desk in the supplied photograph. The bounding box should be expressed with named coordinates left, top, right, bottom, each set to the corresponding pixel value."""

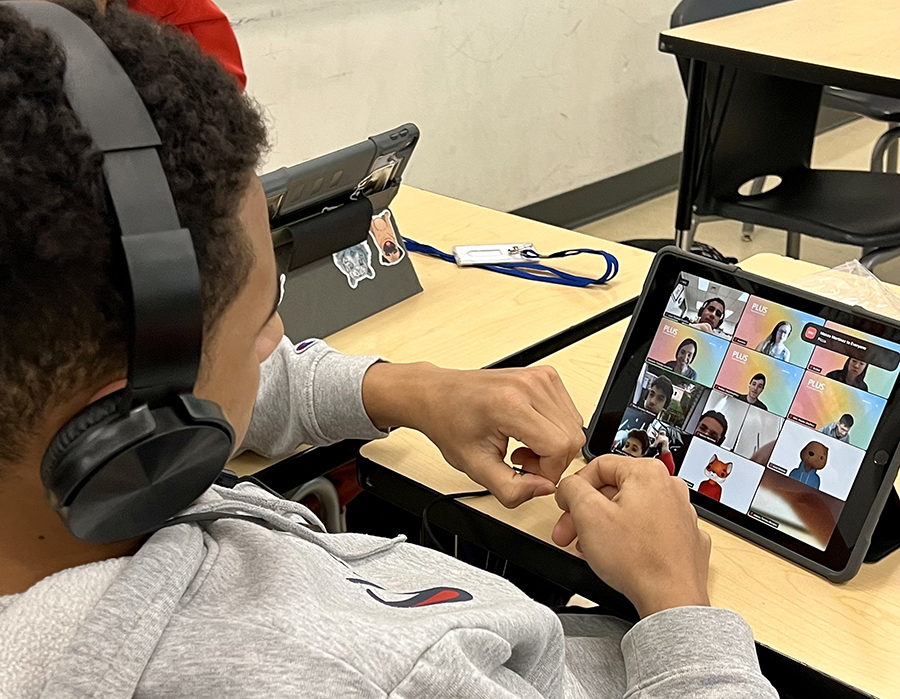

left=360, top=253, right=900, bottom=698
left=231, top=187, right=653, bottom=477
left=661, top=0, right=900, bottom=97
left=659, top=0, right=900, bottom=250
left=325, top=186, right=654, bottom=369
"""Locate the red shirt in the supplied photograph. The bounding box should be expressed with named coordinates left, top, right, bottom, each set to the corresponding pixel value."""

left=129, top=0, right=247, bottom=91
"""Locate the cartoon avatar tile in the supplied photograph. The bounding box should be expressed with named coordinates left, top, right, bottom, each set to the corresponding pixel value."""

left=697, top=453, right=732, bottom=502
left=333, top=241, right=376, bottom=289
left=369, top=209, right=405, bottom=266
left=789, top=440, right=828, bottom=490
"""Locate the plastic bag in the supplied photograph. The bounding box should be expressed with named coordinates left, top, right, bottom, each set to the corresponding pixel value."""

left=794, top=260, right=900, bottom=322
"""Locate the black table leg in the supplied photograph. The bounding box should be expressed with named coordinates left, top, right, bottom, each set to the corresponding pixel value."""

left=675, top=59, right=708, bottom=248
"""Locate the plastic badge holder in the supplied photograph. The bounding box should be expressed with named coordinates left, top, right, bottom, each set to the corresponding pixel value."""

left=794, top=260, right=900, bottom=322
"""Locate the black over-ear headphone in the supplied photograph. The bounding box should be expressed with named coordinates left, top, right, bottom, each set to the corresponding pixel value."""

left=8, top=2, right=236, bottom=543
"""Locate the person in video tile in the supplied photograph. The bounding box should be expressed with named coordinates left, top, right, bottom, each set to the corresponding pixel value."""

left=819, top=414, right=853, bottom=443
left=664, top=339, right=698, bottom=380
left=755, top=321, right=793, bottom=361
left=737, top=373, right=768, bottom=410
left=622, top=429, right=650, bottom=457
left=789, top=440, right=829, bottom=489
left=697, top=454, right=732, bottom=502
left=653, top=432, right=677, bottom=476
left=619, top=429, right=678, bottom=476
left=694, top=410, right=728, bottom=446
left=643, top=375, right=674, bottom=415
left=826, top=358, right=870, bottom=391
left=689, top=298, right=727, bottom=336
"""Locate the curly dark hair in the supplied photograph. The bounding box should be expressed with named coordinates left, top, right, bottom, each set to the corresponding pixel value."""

left=0, top=0, right=267, bottom=463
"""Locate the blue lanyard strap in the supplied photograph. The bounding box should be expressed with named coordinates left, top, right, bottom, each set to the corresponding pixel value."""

left=402, top=238, right=619, bottom=288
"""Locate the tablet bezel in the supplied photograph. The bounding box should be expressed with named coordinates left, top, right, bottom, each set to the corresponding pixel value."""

left=585, top=247, right=900, bottom=581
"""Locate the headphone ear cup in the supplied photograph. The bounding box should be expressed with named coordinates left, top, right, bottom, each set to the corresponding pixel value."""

left=41, top=394, right=122, bottom=488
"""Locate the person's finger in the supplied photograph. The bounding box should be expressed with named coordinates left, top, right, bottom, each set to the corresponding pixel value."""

left=467, top=452, right=556, bottom=508
left=501, top=407, right=577, bottom=484
left=531, top=365, right=584, bottom=430
left=552, top=510, right=577, bottom=547
left=555, top=471, right=614, bottom=523
left=575, top=455, right=668, bottom=492
left=523, top=368, right=586, bottom=457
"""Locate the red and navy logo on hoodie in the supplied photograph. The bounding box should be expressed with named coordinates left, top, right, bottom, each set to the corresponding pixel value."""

left=347, top=578, right=472, bottom=608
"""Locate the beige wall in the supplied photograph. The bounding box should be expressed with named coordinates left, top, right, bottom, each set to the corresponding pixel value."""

left=222, top=0, right=686, bottom=211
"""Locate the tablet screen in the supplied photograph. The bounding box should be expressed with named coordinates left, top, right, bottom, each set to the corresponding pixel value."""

left=613, top=271, right=900, bottom=551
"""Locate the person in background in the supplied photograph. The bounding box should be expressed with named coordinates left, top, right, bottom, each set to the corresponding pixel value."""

left=90, top=0, right=247, bottom=89
left=755, top=321, right=792, bottom=361
left=819, top=413, right=854, bottom=443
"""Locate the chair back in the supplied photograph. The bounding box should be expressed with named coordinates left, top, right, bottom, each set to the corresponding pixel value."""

left=670, top=0, right=789, bottom=29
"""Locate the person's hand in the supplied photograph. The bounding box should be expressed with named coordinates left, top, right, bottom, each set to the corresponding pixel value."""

left=362, top=362, right=585, bottom=507
left=690, top=321, right=714, bottom=333
left=654, top=431, right=670, bottom=454
left=552, top=455, right=711, bottom=617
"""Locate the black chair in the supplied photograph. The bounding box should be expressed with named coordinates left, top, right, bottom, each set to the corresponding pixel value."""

left=822, top=88, right=900, bottom=173
left=671, top=0, right=900, bottom=270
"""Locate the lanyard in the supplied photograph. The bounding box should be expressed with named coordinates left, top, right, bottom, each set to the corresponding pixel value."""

left=402, top=238, right=619, bottom=288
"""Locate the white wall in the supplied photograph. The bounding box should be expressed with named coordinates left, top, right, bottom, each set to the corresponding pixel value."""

left=222, top=0, right=686, bottom=212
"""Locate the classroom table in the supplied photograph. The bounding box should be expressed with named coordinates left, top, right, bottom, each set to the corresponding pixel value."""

left=359, top=252, right=900, bottom=698
left=658, top=0, right=900, bottom=250
left=229, top=186, right=653, bottom=479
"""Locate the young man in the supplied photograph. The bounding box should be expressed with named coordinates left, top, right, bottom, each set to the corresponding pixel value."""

left=689, top=297, right=727, bottom=336
left=0, top=4, right=776, bottom=697
left=738, top=373, right=768, bottom=410
left=642, top=375, right=674, bottom=415
left=694, top=411, right=729, bottom=446
left=820, top=414, right=853, bottom=443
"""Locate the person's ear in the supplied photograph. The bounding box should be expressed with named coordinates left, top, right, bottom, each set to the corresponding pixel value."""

left=88, top=378, right=127, bottom=404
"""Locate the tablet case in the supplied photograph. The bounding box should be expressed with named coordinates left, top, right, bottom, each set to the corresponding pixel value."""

left=262, top=126, right=423, bottom=341
left=584, top=247, right=900, bottom=582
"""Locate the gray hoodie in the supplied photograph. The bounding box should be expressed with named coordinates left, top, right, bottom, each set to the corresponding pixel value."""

left=0, top=337, right=777, bottom=698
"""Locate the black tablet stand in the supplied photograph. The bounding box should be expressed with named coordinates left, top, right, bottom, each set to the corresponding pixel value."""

left=864, top=487, right=900, bottom=563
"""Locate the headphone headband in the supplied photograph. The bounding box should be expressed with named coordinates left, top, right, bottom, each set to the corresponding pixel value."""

left=8, top=2, right=235, bottom=542
left=7, top=1, right=202, bottom=403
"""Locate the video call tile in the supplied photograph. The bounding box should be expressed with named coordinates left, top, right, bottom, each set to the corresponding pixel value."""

left=713, top=345, right=805, bottom=418
left=766, top=420, right=864, bottom=502
left=732, top=296, right=819, bottom=369
left=787, top=371, right=885, bottom=450
left=663, top=273, right=749, bottom=341
left=748, top=468, right=844, bottom=551
left=689, top=390, right=749, bottom=452
left=733, top=405, right=784, bottom=465
left=805, top=321, right=900, bottom=400
left=631, top=363, right=710, bottom=432
left=679, top=437, right=765, bottom=514
left=646, top=319, right=730, bottom=388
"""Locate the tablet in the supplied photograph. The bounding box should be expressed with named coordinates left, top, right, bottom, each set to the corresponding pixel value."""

left=261, top=125, right=423, bottom=340
left=585, top=248, right=900, bottom=581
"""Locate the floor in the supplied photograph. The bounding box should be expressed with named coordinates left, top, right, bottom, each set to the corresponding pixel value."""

left=576, top=119, right=900, bottom=284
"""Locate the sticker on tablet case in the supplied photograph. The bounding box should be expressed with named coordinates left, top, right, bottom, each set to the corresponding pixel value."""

left=369, top=209, right=405, bottom=267
left=333, top=241, right=376, bottom=289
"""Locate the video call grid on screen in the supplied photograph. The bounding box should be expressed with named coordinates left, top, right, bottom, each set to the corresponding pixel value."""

left=625, top=272, right=900, bottom=550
